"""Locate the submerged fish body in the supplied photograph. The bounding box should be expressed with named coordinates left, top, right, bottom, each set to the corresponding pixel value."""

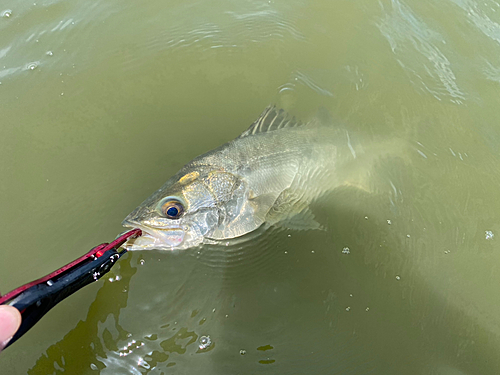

left=122, top=106, right=365, bottom=250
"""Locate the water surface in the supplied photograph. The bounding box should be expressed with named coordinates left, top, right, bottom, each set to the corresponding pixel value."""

left=1, top=0, right=500, bottom=373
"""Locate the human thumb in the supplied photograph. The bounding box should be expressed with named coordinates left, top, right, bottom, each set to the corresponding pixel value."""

left=0, top=305, right=22, bottom=351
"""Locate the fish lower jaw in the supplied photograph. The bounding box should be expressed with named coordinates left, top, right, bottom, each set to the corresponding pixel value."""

left=122, top=234, right=179, bottom=251
left=121, top=224, right=186, bottom=250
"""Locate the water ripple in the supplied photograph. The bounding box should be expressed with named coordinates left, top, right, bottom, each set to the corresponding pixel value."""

left=142, top=8, right=306, bottom=56
left=194, top=226, right=286, bottom=286
left=377, top=0, right=466, bottom=103
left=450, top=0, right=500, bottom=46
left=278, top=70, right=335, bottom=98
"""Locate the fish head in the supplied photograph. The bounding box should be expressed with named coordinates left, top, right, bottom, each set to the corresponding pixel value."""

left=122, top=168, right=254, bottom=250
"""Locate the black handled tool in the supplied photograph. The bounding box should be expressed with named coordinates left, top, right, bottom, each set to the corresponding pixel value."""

left=0, top=229, right=141, bottom=349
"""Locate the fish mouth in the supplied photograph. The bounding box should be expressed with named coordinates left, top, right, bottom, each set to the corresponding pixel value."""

left=122, top=220, right=185, bottom=250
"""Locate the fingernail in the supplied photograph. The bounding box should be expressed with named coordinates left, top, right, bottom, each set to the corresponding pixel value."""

left=0, top=336, right=13, bottom=351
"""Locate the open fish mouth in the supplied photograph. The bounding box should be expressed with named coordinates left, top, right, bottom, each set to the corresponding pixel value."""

left=122, top=222, right=185, bottom=250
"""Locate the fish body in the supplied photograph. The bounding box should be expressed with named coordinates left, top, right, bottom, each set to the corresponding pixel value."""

left=122, top=106, right=363, bottom=250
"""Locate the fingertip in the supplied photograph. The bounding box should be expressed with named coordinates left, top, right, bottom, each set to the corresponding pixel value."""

left=0, top=305, right=22, bottom=345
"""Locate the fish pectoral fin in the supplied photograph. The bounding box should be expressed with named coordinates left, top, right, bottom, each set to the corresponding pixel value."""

left=248, top=192, right=279, bottom=220
left=209, top=159, right=298, bottom=240
left=275, top=207, right=325, bottom=231
left=208, top=192, right=276, bottom=240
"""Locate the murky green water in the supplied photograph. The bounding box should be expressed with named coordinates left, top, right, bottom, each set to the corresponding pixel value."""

left=1, top=0, right=500, bottom=373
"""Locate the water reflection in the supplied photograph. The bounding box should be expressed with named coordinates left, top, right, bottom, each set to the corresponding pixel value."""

left=28, top=256, right=138, bottom=374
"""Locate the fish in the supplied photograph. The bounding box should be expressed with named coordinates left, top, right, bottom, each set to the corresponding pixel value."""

left=122, top=106, right=378, bottom=251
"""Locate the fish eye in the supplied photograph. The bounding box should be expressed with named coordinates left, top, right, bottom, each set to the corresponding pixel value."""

left=161, top=199, right=184, bottom=219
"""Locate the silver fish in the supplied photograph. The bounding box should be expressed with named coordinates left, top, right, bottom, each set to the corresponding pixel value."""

left=122, top=106, right=369, bottom=250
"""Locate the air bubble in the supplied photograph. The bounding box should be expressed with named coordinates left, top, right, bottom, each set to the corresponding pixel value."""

left=139, top=259, right=145, bottom=265
left=346, top=307, right=351, bottom=311
left=46, top=51, right=53, bottom=56
left=137, top=358, right=150, bottom=369
left=107, top=275, right=121, bottom=283
left=198, top=335, right=212, bottom=350
left=2, top=10, right=12, bottom=18
left=395, top=275, right=401, bottom=280
left=26, top=62, right=38, bottom=70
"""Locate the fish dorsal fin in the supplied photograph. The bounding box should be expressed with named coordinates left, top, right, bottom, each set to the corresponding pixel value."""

left=238, top=105, right=303, bottom=138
